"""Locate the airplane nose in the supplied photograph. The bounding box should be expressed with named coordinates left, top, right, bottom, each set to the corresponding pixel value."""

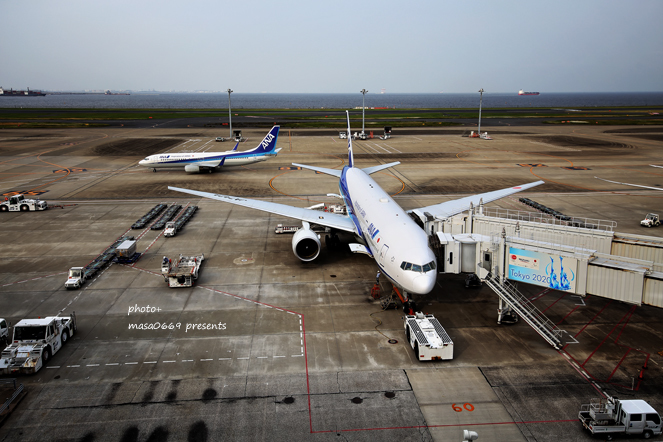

left=411, top=272, right=436, bottom=295
left=139, top=160, right=146, bottom=166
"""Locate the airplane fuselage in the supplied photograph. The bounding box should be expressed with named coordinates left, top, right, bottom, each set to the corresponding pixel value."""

left=340, top=166, right=437, bottom=295
left=140, top=152, right=273, bottom=169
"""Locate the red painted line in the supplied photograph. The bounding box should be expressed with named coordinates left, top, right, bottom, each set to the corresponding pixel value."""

left=557, top=305, right=579, bottom=325
left=613, top=306, right=636, bottom=344
left=573, top=300, right=612, bottom=339
left=541, top=292, right=567, bottom=314
left=581, top=305, right=636, bottom=367
left=559, top=349, right=606, bottom=397
left=607, top=348, right=631, bottom=382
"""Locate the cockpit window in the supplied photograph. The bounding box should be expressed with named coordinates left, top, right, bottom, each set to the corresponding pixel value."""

left=400, top=261, right=436, bottom=273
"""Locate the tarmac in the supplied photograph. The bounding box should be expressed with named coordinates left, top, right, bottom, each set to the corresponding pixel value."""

left=0, top=124, right=662, bottom=441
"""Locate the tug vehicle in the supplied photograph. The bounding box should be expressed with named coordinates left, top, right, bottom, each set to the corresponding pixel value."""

left=0, top=194, right=48, bottom=212
left=0, top=313, right=76, bottom=374
left=161, top=254, right=204, bottom=287
left=404, top=312, right=454, bottom=360
left=641, top=213, right=660, bottom=228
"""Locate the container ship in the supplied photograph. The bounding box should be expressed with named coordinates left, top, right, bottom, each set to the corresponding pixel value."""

left=518, top=89, right=540, bottom=96
left=0, top=87, right=46, bottom=97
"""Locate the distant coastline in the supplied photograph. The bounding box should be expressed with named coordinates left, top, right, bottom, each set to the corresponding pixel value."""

left=0, top=92, right=662, bottom=109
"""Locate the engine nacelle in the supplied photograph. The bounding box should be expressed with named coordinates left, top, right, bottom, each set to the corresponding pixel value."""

left=292, top=224, right=321, bottom=262
left=184, top=164, right=200, bottom=173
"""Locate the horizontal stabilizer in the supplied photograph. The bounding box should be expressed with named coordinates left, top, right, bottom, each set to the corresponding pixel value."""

left=361, top=162, right=401, bottom=175
left=292, top=163, right=342, bottom=178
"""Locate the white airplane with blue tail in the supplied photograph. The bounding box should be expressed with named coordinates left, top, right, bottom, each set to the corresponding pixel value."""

left=169, top=112, right=544, bottom=301
left=139, top=126, right=281, bottom=173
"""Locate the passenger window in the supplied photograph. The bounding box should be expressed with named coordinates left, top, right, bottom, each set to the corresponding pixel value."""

left=646, top=414, right=661, bottom=425
left=630, top=414, right=642, bottom=421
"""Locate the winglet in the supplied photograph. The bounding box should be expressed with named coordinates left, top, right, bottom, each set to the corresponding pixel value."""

left=346, top=111, right=354, bottom=168
left=232, top=141, right=240, bottom=152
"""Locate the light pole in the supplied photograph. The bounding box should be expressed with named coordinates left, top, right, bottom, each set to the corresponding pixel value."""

left=227, top=88, right=233, bottom=139
left=477, top=88, right=484, bottom=136
left=360, top=88, right=368, bottom=135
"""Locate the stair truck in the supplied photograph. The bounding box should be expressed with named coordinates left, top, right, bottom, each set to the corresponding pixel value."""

left=404, top=312, right=454, bottom=361
left=579, top=396, right=662, bottom=440
left=0, top=313, right=76, bottom=374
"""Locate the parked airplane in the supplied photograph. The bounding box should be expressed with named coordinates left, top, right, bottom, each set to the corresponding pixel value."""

left=595, top=165, right=663, bottom=191
left=169, top=112, right=544, bottom=300
left=139, top=126, right=281, bottom=173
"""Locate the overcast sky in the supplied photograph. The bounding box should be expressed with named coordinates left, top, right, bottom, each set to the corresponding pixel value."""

left=1, top=0, right=662, bottom=93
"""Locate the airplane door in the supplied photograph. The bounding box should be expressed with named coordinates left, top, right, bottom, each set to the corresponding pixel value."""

left=379, top=244, right=390, bottom=265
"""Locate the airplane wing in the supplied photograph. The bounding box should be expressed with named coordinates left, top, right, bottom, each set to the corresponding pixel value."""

left=408, top=180, right=545, bottom=220
left=595, top=176, right=663, bottom=191
left=361, top=162, right=401, bottom=175
left=168, top=186, right=357, bottom=233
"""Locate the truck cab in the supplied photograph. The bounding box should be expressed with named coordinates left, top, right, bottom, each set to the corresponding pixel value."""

left=65, top=267, right=85, bottom=289
left=641, top=213, right=660, bottom=228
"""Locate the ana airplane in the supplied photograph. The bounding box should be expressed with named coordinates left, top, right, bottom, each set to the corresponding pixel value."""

left=595, top=165, right=663, bottom=191
left=139, top=126, right=281, bottom=173
left=169, top=112, right=544, bottom=300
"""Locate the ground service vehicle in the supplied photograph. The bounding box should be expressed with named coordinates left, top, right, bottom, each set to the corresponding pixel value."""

left=162, top=254, right=204, bottom=287
left=64, top=267, right=86, bottom=289
left=579, top=397, right=662, bottom=440
left=0, top=313, right=76, bottom=374
left=641, top=213, right=660, bottom=228
left=0, top=194, right=48, bottom=212
left=0, top=319, right=10, bottom=349
left=404, top=312, right=453, bottom=360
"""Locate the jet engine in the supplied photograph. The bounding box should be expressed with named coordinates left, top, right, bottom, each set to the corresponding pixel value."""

left=184, top=164, right=200, bottom=173
left=292, top=222, right=321, bottom=262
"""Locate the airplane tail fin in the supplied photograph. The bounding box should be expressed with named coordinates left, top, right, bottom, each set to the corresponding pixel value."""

left=251, top=126, right=280, bottom=154
left=346, top=111, right=354, bottom=168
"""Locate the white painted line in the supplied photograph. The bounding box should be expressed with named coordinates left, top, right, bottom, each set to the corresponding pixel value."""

left=47, top=366, right=60, bottom=369
left=257, top=356, right=268, bottom=359
left=200, top=358, right=213, bottom=361
left=125, top=362, right=138, bottom=365
left=291, top=355, right=303, bottom=358
left=182, top=360, right=194, bottom=362
left=218, top=358, right=232, bottom=360
left=237, top=357, right=250, bottom=360
left=274, top=356, right=285, bottom=358
left=144, top=361, right=157, bottom=364
left=68, top=365, right=80, bottom=368
left=287, top=311, right=295, bottom=315
left=163, top=360, right=176, bottom=363
left=86, top=364, right=100, bottom=367
left=105, top=363, right=119, bottom=366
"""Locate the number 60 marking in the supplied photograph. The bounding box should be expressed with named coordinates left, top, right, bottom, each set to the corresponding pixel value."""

left=452, top=403, right=475, bottom=412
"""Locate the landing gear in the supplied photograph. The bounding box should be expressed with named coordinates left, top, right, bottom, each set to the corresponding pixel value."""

left=152, top=168, right=157, bottom=173
left=325, top=233, right=341, bottom=250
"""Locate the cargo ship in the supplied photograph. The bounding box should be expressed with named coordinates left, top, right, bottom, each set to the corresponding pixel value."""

left=0, top=87, right=46, bottom=97
left=518, top=89, right=540, bottom=96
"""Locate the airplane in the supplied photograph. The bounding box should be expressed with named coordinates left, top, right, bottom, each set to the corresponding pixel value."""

left=595, top=165, right=663, bottom=191
left=169, top=112, right=544, bottom=302
left=139, top=126, right=281, bottom=173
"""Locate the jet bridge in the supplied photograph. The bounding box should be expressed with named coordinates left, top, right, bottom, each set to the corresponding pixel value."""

left=418, top=206, right=663, bottom=348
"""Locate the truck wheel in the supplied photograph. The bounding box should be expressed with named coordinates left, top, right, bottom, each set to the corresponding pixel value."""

left=0, top=206, right=7, bottom=212
left=42, top=347, right=51, bottom=363
left=20, top=205, right=29, bottom=212
left=61, top=329, right=69, bottom=344
left=643, top=430, right=653, bottom=439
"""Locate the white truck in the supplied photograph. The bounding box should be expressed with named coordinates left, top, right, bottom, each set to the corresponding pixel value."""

left=404, top=312, right=454, bottom=361
left=0, top=194, right=48, bottom=212
left=164, top=221, right=177, bottom=237
left=64, top=267, right=86, bottom=289
left=641, top=213, right=660, bottom=228
left=579, top=397, right=662, bottom=440
left=0, top=313, right=76, bottom=374
left=162, top=254, right=204, bottom=287
left=0, top=319, right=10, bottom=349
